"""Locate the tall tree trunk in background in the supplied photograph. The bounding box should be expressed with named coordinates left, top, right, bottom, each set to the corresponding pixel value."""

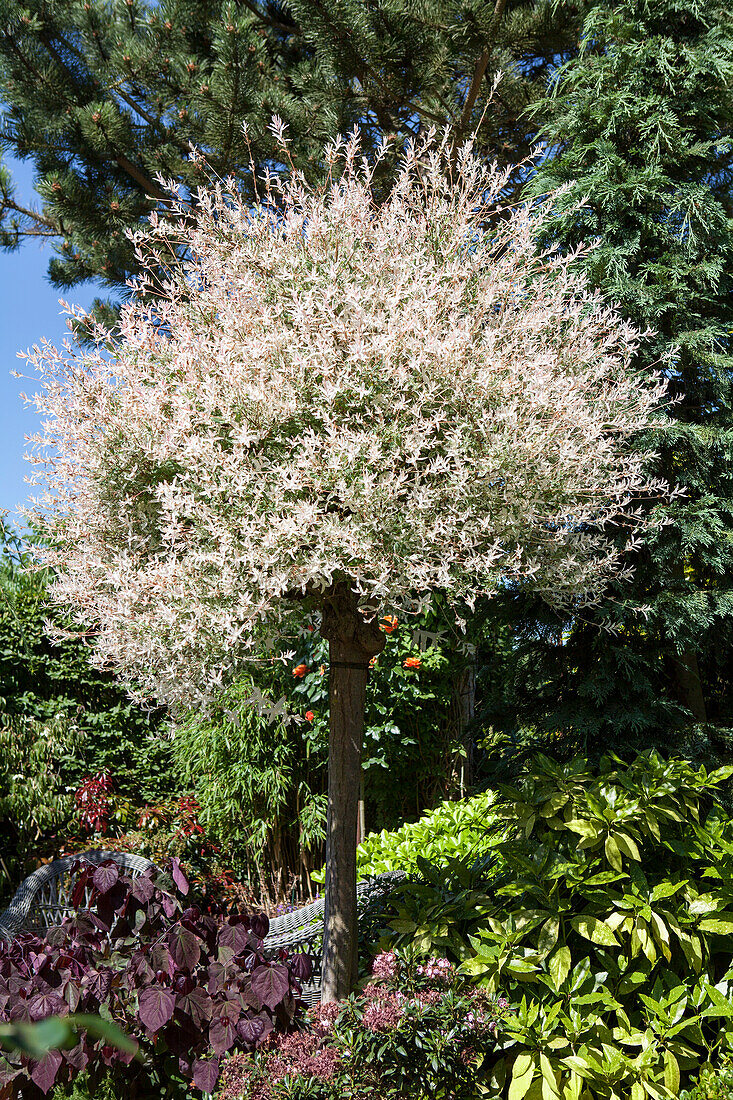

left=671, top=649, right=708, bottom=723
left=320, top=582, right=384, bottom=1002
left=456, top=660, right=476, bottom=796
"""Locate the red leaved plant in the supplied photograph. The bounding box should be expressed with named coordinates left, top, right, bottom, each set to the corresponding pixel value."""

left=0, top=859, right=309, bottom=1097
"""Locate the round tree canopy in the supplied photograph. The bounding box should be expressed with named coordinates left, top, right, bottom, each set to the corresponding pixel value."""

left=23, top=128, right=669, bottom=708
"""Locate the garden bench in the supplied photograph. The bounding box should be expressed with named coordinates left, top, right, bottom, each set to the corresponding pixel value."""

left=0, top=853, right=405, bottom=1006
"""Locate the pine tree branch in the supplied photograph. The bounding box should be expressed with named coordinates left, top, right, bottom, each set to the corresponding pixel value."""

left=451, top=0, right=509, bottom=158
left=8, top=29, right=171, bottom=205
left=295, top=0, right=447, bottom=130
left=0, top=196, right=59, bottom=233
left=234, top=0, right=296, bottom=35
left=42, top=25, right=188, bottom=154
left=112, top=153, right=169, bottom=202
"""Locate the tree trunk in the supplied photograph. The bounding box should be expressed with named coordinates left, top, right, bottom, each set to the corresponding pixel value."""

left=456, top=660, right=476, bottom=796
left=320, top=582, right=384, bottom=1002
left=671, top=648, right=708, bottom=723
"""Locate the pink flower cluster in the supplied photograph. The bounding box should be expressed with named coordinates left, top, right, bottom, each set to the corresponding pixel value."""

left=218, top=1033, right=341, bottom=1100
left=371, top=950, right=398, bottom=979
left=269, top=1032, right=341, bottom=1082
left=308, top=1000, right=340, bottom=1036
left=362, top=991, right=404, bottom=1032
left=416, top=957, right=454, bottom=983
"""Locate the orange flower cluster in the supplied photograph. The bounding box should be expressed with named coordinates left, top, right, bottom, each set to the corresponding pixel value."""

left=380, top=615, right=398, bottom=633
left=305, top=710, right=314, bottom=722
left=403, top=657, right=421, bottom=670
left=292, top=663, right=308, bottom=678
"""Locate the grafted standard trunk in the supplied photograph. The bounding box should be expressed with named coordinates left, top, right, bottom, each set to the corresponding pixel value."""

left=320, top=582, right=384, bottom=1002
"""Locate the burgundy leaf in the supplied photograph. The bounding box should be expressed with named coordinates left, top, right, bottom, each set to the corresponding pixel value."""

left=70, top=873, right=89, bottom=910
left=92, top=863, right=119, bottom=894
left=63, top=1044, right=89, bottom=1071
left=217, top=924, right=244, bottom=955
left=250, top=964, right=290, bottom=1010
left=161, top=894, right=178, bottom=919
left=250, top=913, right=269, bottom=940
left=169, top=926, right=201, bottom=971
left=131, top=875, right=155, bottom=903
left=174, top=973, right=195, bottom=995
left=217, top=944, right=236, bottom=968
left=181, top=905, right=201, bottom=927
left=208, top=1014, right=236, bottom=1056
left=30, top=1051, right=63, bottom=1095
left=150, top=943, right=176, bottom=977
left=138, top=986, right=176, bottom=1033
left=170, top=857, right=190, bottom=897
left=192, top=1057, right=220, bottom=1094
left=62, top=980, right=82, bottom=1013
left=9, top=1000, right=32, bottom=1023
left=207, top=961, right=226, bottom=995
left=176, top=987, right=213, bottom=1029
left=28, top=992, right=68, bottom=1021
left=236, top=1012, right=273, bottom=1047
left=83, top=968, right=113, bottom=1004
left=290, top=953, right=313, bottom=982
left=0, top=1063, right=21, bottom=1088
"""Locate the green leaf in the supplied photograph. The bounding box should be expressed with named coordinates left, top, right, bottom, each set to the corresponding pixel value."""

left=651, top=881, right=685, bottom=902
left=538, top=916, right=560, bottom=955
left=508, top=1053, right=536, bottom=1100
left=564, top=819, right=599, bottom=839
left=605, top=834, right=623, bottom=872
left=615, top=832, right=641, bottom=862
left=548, top=945, right=571, bottom=990
left=698, top=916, right=733, bottom=935
left=664, top=1050, right=680, bottom=1094
left=570, top=916, right=619, bottom=947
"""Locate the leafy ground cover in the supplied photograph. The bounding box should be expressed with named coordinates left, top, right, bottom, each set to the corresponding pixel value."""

left=217, top=950, right=505, bottom=1099
left=4, top=751, right=733, bottom=1098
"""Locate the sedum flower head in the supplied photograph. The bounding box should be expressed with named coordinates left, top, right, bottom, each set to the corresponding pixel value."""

left=24, top=129, right=669, bottom=709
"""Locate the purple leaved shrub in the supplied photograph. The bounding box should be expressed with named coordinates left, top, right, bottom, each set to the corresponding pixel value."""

left=0, top=859, right=309, bottom=1098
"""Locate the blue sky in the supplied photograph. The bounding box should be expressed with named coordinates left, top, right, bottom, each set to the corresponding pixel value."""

left=0, top=156, right=98, bottom=526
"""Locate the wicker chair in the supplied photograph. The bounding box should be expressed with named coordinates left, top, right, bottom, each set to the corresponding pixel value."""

left=0, top=850, right=157, bottom=941
left=0, top=854, right=405, bottom=1006
left=263, top=871, right=406, bottom=1005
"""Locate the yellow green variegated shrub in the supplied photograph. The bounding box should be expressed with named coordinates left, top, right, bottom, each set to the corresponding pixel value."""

left=459, top=753, right=733, bottom=1099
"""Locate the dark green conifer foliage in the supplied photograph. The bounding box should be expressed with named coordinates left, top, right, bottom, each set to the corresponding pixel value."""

left=0, top=0, right=577, bottom=319
left=493, top=0, right=733, bottom=758
left=0, top=0, right=332, bottom=318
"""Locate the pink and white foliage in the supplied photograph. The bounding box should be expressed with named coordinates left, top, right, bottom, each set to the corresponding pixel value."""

left=21, top=128, right=670, bottom=709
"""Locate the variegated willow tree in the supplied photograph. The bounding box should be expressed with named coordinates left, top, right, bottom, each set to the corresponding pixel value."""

left=21, top=126, right=671, bottom=1001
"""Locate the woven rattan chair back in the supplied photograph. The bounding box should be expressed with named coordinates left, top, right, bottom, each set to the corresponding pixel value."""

left=263, top=871, right=406, bottom=1006
left=0, top=856, right=404, bottom=1007
left=0, top=851, right=157, bottom=941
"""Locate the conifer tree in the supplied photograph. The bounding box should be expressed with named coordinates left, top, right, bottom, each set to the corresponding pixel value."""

left=0, top=0, right=578, bottom=322
left=496, top=0, right=733, bottom=754
left=0, top=0, right=329, bottom=320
